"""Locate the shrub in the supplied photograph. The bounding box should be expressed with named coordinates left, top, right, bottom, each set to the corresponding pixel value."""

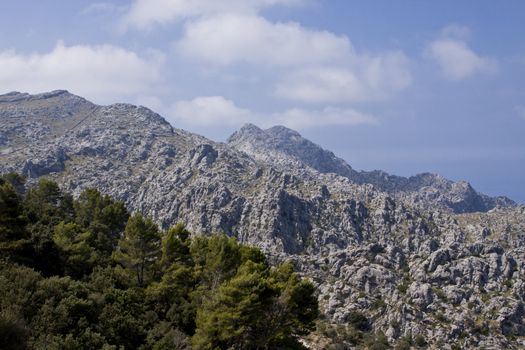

left=414, top=334, right=427, bottom=347
left=346, top=311, right=370, bottom=332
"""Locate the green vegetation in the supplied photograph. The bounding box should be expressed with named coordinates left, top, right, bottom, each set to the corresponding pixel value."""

left=317, top=311, right=390, bottom=349
left=346, top=311, right=370, bottom=332
left=395, top=271, right=411, bottom=295
left=432, top=287, right=447, bottom=302
left=365, top=331, right=389, bottom=350
left=414, top=334, right=427, bottom=347
left=394, top=335, right=412, bottom=350
left=0, top=173, right=319, bottom=349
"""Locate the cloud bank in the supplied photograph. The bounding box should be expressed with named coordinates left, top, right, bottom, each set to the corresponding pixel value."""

left=168, top=96, right=378, bottom=128
left=426, top=25, right=497, bottom=81
left=0, top=42, right=164, bottom=104
left=175, top=14, right=412, bottom=103
left=121, top=0, right=304, bottom=30
left=114, top=0, right=415, bottom=130
left=274, top=52, right=411, bottom=103
left=176, top=14, right=352, bottom=66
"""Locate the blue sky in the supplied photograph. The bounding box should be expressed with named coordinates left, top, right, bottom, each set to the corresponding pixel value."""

left=1, top=0, right=524, bottom=202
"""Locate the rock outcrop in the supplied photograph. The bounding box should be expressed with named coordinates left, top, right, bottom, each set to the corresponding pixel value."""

left=228, top=123, right=515, bottom=214
left=1, top=91, right=524, bottom=348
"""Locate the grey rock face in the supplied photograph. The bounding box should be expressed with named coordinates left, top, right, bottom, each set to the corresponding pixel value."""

left=228, top=123, right=358, bottom=179
left=228, top=123, right=516, bottom=214
left=1, top=91, right=524, bottom=349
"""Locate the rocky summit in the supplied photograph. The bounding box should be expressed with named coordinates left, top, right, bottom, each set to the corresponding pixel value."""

left=1, top=90, right=524, bottom=349
left=227, top=123, right=515, bottom=214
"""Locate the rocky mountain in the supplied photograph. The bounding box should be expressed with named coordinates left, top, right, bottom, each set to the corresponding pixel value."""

left=227, top=123, right=515, bottom=214
left=1, top=90, right=525, bottom=349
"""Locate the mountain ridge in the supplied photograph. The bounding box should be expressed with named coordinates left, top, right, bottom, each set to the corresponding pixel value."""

left=1, top=90, right=525, bottom=349
left=228, top=122, right=516, bottom=213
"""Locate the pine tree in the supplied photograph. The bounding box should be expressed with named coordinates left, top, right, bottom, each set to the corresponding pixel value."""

left=74, top=188, right=129, bottom=259
left=192, top=260, right=270, bottom=349
left=161, top=223, right=192, bottom=268
left=113, top=213, right=162, bottom=287
left=0, top=181, right=30, bottom=262
left=53, top=222, right=99, bottom=278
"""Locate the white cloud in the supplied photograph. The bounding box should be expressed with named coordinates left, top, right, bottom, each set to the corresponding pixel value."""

left=275, top=67, right=364, bottom=102
left=426, top=27, right=497, bottom=81
left=275, top=51, right=412, bottom=103
left=515, top=105, right=525, bottom=120
left=121, top=1, right=411, bottom=105
left=176, top=14, right=352, bottom=66
left=167, top=95, right=377, bottom=128
left=175, top=13, right=411, bottom=102
left=170, top=96, right=253, bottom=126
left=121, top=0, right=304, bottom=31
left=0, top=42, right=164, bottom=104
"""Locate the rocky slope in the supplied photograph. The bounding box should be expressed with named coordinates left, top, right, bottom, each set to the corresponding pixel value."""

left=1, top=91, right=524, bottom=349
left=228, top=123, right=515, bottom=214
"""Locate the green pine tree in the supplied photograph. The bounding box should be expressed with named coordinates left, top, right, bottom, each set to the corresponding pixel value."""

left=113, top=213, right=162, bottom=287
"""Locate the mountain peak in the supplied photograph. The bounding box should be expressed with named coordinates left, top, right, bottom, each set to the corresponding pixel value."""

left=227, top=123, right=262, bottom=141
left=227, top=123, right=515, bottom=214
left=1, top=91, right=524, bottom=349
left=228, top=123, right=356, bottom=179
left=266, top=124, right=301, bottom=138
left=228, top=123, right=303, bottom=145
left=228, top=123, right=303, bottom=142
left=32, top=89, right=72, bottom=99
left=240, top=122, right=262, bottom=132
left=0, top=90, right=85, bottom=105
left=0, top=91, right=29, bottom=103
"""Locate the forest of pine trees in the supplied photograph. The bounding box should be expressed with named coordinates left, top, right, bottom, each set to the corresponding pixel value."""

left=0, top=173, right=319, bottom=349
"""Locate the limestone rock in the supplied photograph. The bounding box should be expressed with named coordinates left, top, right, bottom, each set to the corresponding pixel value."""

left=2, top=91, right=525, bottom=349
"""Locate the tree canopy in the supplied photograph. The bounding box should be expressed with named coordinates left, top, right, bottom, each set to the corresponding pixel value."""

left=0, top=173, right=319, bottom=349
